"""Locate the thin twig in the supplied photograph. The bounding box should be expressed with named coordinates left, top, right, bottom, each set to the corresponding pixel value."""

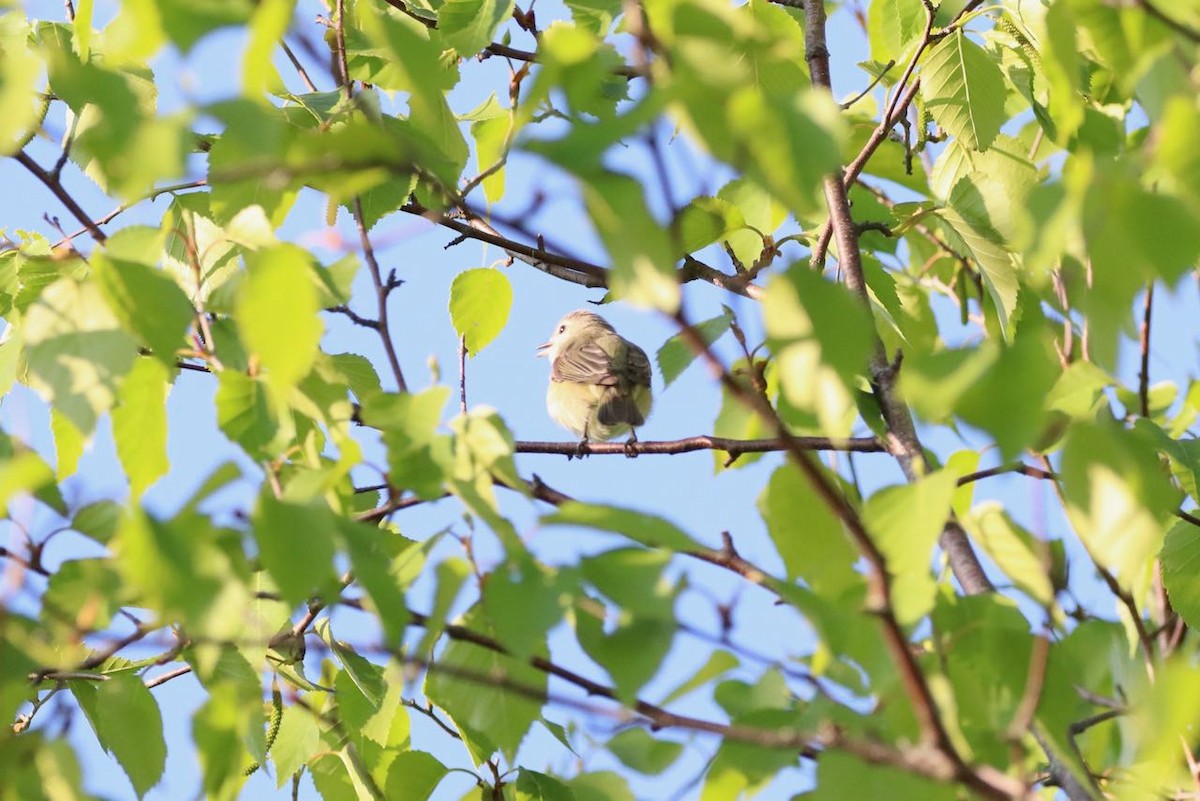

left=957, top=463, right=1056, bottom=486
left=1139, top=285, right=1154, bottom=419
left=1135, top=0, right=1200, bottom=42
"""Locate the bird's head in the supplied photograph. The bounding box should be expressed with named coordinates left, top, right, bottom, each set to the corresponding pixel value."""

left=536, top=310, right=614, bottom=359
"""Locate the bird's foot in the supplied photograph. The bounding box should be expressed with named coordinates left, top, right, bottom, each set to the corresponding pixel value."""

left=623, top=432, right=639, bottom=458
left=570, top=439, right=591, bottom=460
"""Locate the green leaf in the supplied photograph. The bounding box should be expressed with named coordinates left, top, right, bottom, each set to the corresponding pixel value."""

left=809, top=744, right=954, bottom=801
left=215, top=371, right=280, bottom=457
left=0, top=435, right=65, bottom=517
left=606, top=728, right=684, bottom=776
left=482, top=557, right=565, bottom=658
left=425, top=611, right=545, bottom=763
left=656, top=307, right=732, bottom=388
left=235, top=245, right=323, bottom=393
left=581, top=548, right=675, bottom=620
left=193, top=683, right=257, bottom=800
left=727, top=87, right=845, bottom=215
left=92, top=251, right=194, bottom=368
left=759, top=463, right=858, bottom=595
left=566, top=772, right=634, bottom=801
left=43, top=558, right=122, bottom=633
left=23, top=277, right=138, bottom=434
left=578, top=169, right=679, bottom=311
left=716, top=178, right=787, bottom=269
left=1160, top=521, right=1200, bottom=629
left=544, top=502, right=700, bottom=550
left=867, top=0, right=926, bottom=66
left=71, top=675, right=166, bottom=798
left=674, top=197, right=746, bottom=255
left=516, top=769, right=575, bottom=801
left=920, top=30, right=1007, bottom=151
left=439, top=0, right=515, bottom=56
left=339, top=521, right=413, bottom=646
left=471, top=109, right=510, bottom=204
left=363, top=387, right=451, bottom=499
left=449, top=268, right=512, bottom=356
left=270, top=705, right=322, bottom=788
left=112, top=357, right=171, bottom=498
left=242, top=0, right=292, bottom=96
left=72, top=500, right=122, bottom=544
left=252, top=495, right=340, bottom=607
left=863, top=469, right=959, bottom=624
left=961, top=502, right=1054, bottom=605
left=382, top=750, right=448, bottom=800
left=574, top=601, right=673, bottom=699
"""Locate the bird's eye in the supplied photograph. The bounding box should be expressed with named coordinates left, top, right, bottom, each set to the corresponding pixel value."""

left=558, top=325, right=566, bottom=333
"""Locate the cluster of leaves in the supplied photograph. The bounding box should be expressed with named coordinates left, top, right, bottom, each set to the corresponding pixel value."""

left=2, top=0, right=1200, bottom=799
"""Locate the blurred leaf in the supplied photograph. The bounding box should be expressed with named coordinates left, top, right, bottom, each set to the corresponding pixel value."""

left=425, top=610, right=544, bottom=763
left=1060, top=422, right=1180, bottom=586
left=579, top=169, right=679, bottom=311
left=450, top=268, right=512, bottom=356
left=961, top=502, right=1054, bottom=605
left=236, top=245, right=324, bottom=393
left=72, top=500, right=122, bottom=544
left=606, top=728, right=683, bottom=776
left=566, top=771, right=634, bottom=801
left=439, top=0, right=514, bottom=56
left=253, top=495, right=341, bottom=607
left=23, top=277, right=138, bottom=434
left=50, top=407, right=85, bottom=481
left=574, top=600, right=672, bottom=700
left=112, top=357, right=171, bottom=498
left=659, top=649, right=739, bottom=706
left=482, top=556, right=565, bottom=658
left=544, top=502, right=700, bottom=550
left=809, top=746, right=954, bottom=801
left=759, top=462, right=858, bottom=595
left=762, top=265, right=872, bottom=436
left=0, top=16, right=43, bottom=155
left=362, top=387, right=451, bottom=499
left=674, top=197, right=746, bottom=255
left=581, top=548, right=675, bottom=619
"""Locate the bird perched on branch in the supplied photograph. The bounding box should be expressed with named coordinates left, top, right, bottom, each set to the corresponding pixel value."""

left=536, top=310, right=653, bottom=457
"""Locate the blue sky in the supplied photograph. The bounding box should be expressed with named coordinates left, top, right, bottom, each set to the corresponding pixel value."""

left=3, top=0, right=1199, bottom=798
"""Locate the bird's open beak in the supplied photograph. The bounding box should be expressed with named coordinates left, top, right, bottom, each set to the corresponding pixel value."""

left=536, top=341, right=552, bottom=357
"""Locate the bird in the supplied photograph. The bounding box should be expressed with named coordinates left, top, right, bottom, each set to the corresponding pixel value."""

left=536, top=310, right=653, bottom=457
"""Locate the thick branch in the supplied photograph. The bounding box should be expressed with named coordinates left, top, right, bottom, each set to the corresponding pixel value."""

left=801, top=0, right=992, bottom=598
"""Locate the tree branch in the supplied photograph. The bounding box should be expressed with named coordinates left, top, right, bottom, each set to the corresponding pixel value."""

left=15, top=149, right=107, bottom=243
left=514, top=435, right=885, bottom=457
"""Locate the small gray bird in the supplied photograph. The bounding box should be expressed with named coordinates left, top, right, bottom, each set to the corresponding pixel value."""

left=536, top=310, right=653, bottom=456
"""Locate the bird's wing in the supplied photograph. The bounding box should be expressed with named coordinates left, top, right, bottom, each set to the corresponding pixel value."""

left=551, top=338, right=619, bottom=386
left=621, top=341, right=652, bottom=388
